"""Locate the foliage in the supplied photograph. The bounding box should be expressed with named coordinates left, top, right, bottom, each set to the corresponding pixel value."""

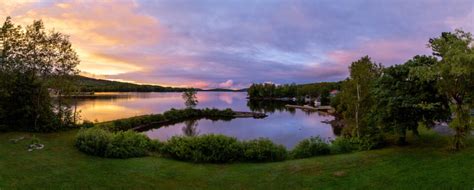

left=105, top=131, right=151, bottom=158
left=182, top=89, right=199, bottom=109
left=412, top=29, right=474, bottom=150
left=149, top=140, right=165, bottom=152
left=330, top=137, right=359, bottom=154
left=242, top=138, right=288, bottom=162
left=75, top=128, right=152, bottom=158
left=291, top=136, right=330, bottom=158
left=80, top=120, right=95, bottom=129
left=373, top=55, right=451, bottom=144
left=247, top=82, right=340, bottom=102
left=98, top=108, right=235, bottom=132
left=0, top=17, right=79, bottom=132
left=336, top=56, right=383, bottom=138
left=75, top=128, right=113, bottom=157
left=161, top=134, right=243, bottom=163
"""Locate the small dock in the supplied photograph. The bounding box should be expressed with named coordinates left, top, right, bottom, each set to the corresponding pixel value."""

left=285, top=104, right=334, bottom=112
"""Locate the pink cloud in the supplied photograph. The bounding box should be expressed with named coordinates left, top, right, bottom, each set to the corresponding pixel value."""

left=3, top=1, right=165, bottom=76
left=327, top=38, right=430, bottom=66
left=219, top=80, right=234, bottom=88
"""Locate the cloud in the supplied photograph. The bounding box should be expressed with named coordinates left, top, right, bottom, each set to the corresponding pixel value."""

left=1, top=0, right=473, bottom=89
left=219, top=80, right=234, bottom=88
left=2, top=0, right=164, bottom=75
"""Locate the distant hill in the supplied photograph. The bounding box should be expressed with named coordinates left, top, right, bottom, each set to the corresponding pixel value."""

left=73, top=76, right=246, bottom=92
left=201, top=88, right=248, bottom=92
left=73, top=75, right=191, bottom=92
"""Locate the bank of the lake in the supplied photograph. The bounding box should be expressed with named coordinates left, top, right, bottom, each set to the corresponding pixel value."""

left=1, top=128, right=473, bottom=189
left=74, top=92, right=337, bottom=148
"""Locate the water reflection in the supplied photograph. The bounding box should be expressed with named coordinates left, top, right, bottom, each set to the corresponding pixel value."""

left=247, top=100, right=296, bottom=114
left=182, top=119, right=199, bottom=137
left=76, top=92, right=336, bottom=148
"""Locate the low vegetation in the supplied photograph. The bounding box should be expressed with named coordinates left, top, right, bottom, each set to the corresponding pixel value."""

left=242, top=138, right=288, bottom=162
left=75, top=128, right=152, bottom=158
left=96, top=108, right=235, bottom=131
left=291, top=136, right=331, bottom=158
left=74, top=125, right=385, bottom=163
left=161, top=134, right=243, bottom=163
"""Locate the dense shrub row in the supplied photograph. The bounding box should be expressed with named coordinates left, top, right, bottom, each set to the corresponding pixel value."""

left=161, top=135, right=243, bottom=163
left=161, top=135, right=288, bottom=163
left=96, top=108, right=235, bottom=131
left=292, top=136, right=331, bottom=158
left=75, top=128, right=153, bottom=158
left=242, top=138, right=288, bottom=162
left=75, top=126, right=371, bottom=161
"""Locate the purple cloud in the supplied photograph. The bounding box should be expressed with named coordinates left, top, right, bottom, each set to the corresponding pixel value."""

left=2, top=0, right=473, bottom=88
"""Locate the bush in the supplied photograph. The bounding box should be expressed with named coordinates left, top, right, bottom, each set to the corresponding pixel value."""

left=162, top=134, right=243, bottom=163
left=291, top=136, right=330, bottom=159
left=75, top=128, right=113, bottom=157
left=242, top=138, right=288, bottom=162
left=80, top=120, right=95, bottom=129
left=149, top=140, right=165, bottom=152
left=330, top=137, right=358, bottom=154
left=75, top=128, right=152, bottom=158
left=105, top=131, right=151, bottom=158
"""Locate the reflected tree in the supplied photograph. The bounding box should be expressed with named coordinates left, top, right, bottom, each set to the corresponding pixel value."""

left=182, top=119, right=199, bottom=137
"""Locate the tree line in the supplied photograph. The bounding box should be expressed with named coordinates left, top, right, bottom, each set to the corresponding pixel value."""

left=247, top=82, right=341, bottom=104
left=74, top=75, right=190, bottom=92
left=332, top=29, right=473, bottom=151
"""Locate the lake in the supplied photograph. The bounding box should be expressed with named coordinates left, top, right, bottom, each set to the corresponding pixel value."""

left=76, top=92, right=336, bottom=148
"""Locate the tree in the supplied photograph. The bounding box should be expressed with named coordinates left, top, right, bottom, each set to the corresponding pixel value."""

left=337, top=56, right=383, bottom=138
left=413, top=29, right=474, bottom=150
left=182, top=89, right=198, bottom=109
left=0, top=17, right=79, bottom=131
left=374, top=55, right=451, bottom=144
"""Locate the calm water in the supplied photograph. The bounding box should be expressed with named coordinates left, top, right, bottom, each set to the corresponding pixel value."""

left=76, top=92, right=336, bottom=148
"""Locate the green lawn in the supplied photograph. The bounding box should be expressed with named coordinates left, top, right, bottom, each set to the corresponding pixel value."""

left=1, top=129, right=473, bottom=189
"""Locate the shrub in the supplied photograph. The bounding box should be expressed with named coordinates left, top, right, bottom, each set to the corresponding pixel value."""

left=291, top=136, right=330, bottom=159
left=75, top=128, right=152, bottom=158
left=242, top=138, right=288, bottom=162
left=356, top=134, right=386, bottom=150
left=75, top=128, right=113, bottom=157
left=105, top=131, right=151, bottom=158
left=80, top=120, right=95, bottom=129
left=162, top=134, right=243, bottom=163
left=149, top=140, right=165, bottom=152
left=330, top=137, right=358, bottom=154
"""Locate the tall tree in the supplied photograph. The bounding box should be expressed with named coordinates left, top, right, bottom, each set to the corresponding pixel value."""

left=338, top=56, right=383, bottom=138
left=374, top=55, right=451, bottom=144
left=0, top=17, right=80, bottom=131
left=413, top=29, right=474, bottom=150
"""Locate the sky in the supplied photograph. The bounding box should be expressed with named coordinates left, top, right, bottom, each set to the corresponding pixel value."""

left=1, top=0, right=473, bottom=89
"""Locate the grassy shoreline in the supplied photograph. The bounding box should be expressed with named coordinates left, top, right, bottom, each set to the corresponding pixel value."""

left=1, top=128, right=473, bottom=189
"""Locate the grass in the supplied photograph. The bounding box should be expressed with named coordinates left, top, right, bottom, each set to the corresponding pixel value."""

left=1, top=129, right=473, bottom=189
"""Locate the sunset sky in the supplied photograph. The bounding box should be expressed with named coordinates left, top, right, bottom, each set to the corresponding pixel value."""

left=1, top=0, right=473, bottom=89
